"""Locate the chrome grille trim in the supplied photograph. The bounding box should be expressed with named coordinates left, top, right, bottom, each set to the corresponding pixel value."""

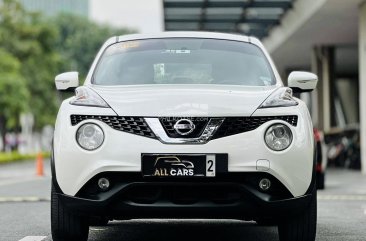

left=145, top=117, right=224, bottom=144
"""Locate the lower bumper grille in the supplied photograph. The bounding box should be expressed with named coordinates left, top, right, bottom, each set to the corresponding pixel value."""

left=59, top=172, right=311, bottom=220
left=76, top=172, right=293, bottom=203
left=124, top=184, right=242, bottom=205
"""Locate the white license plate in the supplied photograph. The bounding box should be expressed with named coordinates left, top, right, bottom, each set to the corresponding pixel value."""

left=206, top=154, right=216, bottom=177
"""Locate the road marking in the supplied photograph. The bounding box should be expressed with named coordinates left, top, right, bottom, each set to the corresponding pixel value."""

left=0, top=197, right=50, bottom=203
left=318, top=194, right=366, bottom=201
left=18, top=236, right=46, bottom=241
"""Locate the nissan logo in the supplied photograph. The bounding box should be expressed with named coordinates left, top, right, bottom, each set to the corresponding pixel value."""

left=173, top=119, right=196, bottom=136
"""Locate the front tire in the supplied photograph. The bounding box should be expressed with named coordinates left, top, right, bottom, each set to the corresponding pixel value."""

left=51, top=183, right=89, bottom=241
left=89, top=216, right=109, bottom=226
left=316, top=172, right=325, bottom=190
left=278, top=188, right=317, bottom=241
left=256, top=218, right=277, bottom=226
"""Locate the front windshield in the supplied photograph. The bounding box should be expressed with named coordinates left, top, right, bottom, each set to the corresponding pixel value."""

left=93, top=38, right=275, bottom=86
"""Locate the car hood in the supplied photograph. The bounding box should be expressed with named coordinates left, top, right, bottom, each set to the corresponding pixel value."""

left=91, top=85, right=278, bottom=116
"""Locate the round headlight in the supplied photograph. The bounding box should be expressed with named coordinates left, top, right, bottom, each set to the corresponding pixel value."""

left=76, top=123, right=104, bottom=150
left=264, top=124, right=292, bottom=151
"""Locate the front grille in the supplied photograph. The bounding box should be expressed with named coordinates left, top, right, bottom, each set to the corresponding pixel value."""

left=212, top=115, right=298, bottom=139
left=70, top=115, right=155, bottom=138
left=159, top=117, right=210, bottom=138
left=70, top=115, right=297, bottom=141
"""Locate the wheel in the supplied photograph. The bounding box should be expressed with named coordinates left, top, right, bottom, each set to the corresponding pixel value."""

left=278, top=188, right=317, bottom=241
left=256, top=218, right=277, bottom=226
left=89, top=216, right=109, bottom=226
left=316, top=172, right=325, bottom=190
left=51, top=183, right=89, bottom=241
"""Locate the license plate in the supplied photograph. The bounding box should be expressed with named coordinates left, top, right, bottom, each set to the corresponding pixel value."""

left=141, top=154, right=227, bottom=178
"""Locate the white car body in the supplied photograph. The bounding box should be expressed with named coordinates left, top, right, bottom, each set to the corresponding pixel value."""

left=54, top=86, right=313, bottom=196
left=51, top=32, right=318, bottom=241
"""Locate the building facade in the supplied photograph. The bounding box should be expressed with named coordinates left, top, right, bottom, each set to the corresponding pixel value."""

left=20, top=0, right=89, bottom=17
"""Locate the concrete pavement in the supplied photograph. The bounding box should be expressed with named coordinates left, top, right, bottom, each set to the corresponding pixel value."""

left=0, top=160, right=366, bottom=241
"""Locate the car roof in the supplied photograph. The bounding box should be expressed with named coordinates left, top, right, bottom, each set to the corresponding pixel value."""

left=104, top=32, right=264, bottom=51
left=116, top=31, right=251, bottom=43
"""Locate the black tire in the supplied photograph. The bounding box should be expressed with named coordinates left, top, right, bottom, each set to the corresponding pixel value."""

left=51, top=183, right=89, bottom=241
left=89, top=216, right=109, bottom=226
left=256, top=218, right=277, bottom=226
left=278, top=188, right=317, bottom=241
left=316, top=172, right=325, bottom=190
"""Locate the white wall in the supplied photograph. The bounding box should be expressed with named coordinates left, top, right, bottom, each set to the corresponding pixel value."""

left=359, top=1, right=366, bottom=174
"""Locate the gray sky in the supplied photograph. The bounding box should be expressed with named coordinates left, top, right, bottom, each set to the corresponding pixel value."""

left=90, top=0, right=164, bottom=33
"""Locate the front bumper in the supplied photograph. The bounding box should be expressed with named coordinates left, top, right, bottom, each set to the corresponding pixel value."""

left=54, top=172, right=314, bottom=220
left=53, top=101, right=314, bottom=197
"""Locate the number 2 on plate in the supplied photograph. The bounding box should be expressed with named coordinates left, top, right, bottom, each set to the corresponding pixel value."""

left=206, top=154, right=216, bottom=177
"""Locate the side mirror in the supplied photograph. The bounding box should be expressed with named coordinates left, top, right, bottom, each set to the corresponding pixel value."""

left=55, top=72, right=79, bottom=91
left=288, top=71, right=318, bottom=93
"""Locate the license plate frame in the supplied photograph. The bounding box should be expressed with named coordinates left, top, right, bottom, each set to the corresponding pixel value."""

left=141, top=153, right=228, bottom=178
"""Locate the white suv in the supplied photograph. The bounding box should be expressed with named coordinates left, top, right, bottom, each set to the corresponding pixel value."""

left=52, top=32, right=318, bottom=241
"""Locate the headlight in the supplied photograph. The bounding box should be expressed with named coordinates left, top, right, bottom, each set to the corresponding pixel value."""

left=260, top=88, right=298, bottom=108
left=70, top=86, right=109, bottom=108
left=76, top=123, right=104, bottom=150
left=264, top=124, right=293, bottom=151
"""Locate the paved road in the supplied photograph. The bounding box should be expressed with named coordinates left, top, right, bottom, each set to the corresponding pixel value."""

left=0, top=161, right=366, bottom=241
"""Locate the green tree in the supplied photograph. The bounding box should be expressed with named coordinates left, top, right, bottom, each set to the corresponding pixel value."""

left=0, top=0, right=61, bottom=132
left=0, top=49, right=29, bottom=148
left=52, top=14, right=134, bottom=79
left=0, top=0, right=134, bottom=148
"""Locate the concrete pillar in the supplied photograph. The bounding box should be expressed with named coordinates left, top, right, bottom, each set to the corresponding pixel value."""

left=311, top=46, right=335, bottom=132
left=311, top=49, right=320, bottom=127
left=359, top=2, right=366, bottom=174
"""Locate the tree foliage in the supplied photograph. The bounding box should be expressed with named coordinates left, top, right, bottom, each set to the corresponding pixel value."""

left=0, top=0, right=134, bottom=141
left=0, top=49, right=29, bottom=128
left=52, top=14, right=134, bottom=79
left=0, top=0, right=60, bottom=131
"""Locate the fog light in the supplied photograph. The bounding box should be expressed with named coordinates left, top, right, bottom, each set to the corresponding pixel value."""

left=259, top=178, right=271, bottom=191
left=98, top=178, right=110, bottom=191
